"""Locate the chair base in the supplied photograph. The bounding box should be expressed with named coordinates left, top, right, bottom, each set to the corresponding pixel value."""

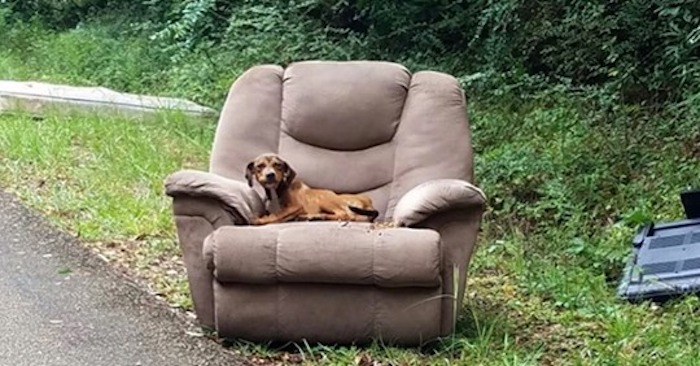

left=213, top=282, right=446, bottom=346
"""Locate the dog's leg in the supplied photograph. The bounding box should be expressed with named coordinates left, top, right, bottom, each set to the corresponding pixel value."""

left=297, top=213, right=333, bottom=221
left=347, top=206, right=379, bottom=222
left=297, top=211, right=351, bottom=222
left=252, top=205, right=303, bottom=225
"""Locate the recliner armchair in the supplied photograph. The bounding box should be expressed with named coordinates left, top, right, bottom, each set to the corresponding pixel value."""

left=164, top=60, right=486, bottom=346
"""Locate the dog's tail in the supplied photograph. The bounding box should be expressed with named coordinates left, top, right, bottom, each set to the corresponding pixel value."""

left=348, top=206, right=379, bottom=222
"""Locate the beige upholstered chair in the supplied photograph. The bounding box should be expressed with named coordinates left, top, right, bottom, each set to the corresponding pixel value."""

left=164, top=61, right=486, bottom=346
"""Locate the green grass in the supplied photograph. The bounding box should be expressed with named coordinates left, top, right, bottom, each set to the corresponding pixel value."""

left=2, top=15, right=700, bottom=366
left=0, top=18, right=240, bottom=108
left=0, top=110, right=214, bottom=309
left=1, top=100, right=699, bottom=365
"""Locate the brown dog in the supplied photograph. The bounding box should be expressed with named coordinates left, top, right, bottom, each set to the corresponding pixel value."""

left=245, top=153, right=379, bottom=225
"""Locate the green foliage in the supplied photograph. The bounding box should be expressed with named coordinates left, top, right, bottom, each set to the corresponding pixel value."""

left=0, top=110, right=212, bottom=309
left=113, top=0, right=699, bottom=103
left=0, top=20, right=170, bottom=95
left=2, top=2, right=700, bottom=364
left=1, top=1, right=371, bottom=106
left=519, top=0, right=700, bottom=103
left=4, top=0, right=699, bottom=104
left=149, top=0, right=369, bottom=64
left=0, top=89, right=698, bottom=365
left=3, top=0, right=139, bottom=28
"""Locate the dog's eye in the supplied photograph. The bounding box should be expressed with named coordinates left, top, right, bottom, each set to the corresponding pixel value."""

left=255, top=163, right=264, bottom=170
left=272, top=162, right=282, bottom=168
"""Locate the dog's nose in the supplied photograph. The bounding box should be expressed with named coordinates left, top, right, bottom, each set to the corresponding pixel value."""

left=265, top=172, right=276, bottom=181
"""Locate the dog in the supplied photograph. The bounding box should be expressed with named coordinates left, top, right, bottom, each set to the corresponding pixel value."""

left=245, top=153, right=380, bottom=225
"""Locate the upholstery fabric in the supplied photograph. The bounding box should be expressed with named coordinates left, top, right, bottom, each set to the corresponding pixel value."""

left=209, top=65, right=284, bottom=181
left=166, top=60, right=485, bottom=345
left=203, top=222, right=441, bottom=287
left=164, top=169, right=265, bottom=224
left=207, top=61, right=477, bottom=220
left=393, top=178, right=487, bottom=227
left=281, top=61, right=410, bottom=150
left=385, top=71, right=476, bottom=218
left=213, top=283, right=442, bottom=345
left=171, top=197, right=237, bottom=328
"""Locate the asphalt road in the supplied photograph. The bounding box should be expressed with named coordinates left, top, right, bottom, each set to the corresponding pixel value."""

left=0, top=190, right=249, bottom=366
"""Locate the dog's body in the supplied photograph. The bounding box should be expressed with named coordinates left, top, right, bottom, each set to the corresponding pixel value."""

left=245, top=153, right=379, bottom=225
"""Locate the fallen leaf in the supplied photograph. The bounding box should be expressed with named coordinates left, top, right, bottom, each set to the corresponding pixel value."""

left=185, top=330, right=204, bottom=337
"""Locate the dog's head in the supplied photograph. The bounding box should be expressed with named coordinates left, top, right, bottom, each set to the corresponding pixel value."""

left=245, top=153, right=297, bottom=190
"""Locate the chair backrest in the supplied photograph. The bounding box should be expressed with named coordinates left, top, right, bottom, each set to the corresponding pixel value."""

left=209, top=60, right=474, bottom=219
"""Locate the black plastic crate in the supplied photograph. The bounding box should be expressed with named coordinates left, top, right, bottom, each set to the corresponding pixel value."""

left=618, top=188, right=700, bottom=302
left=618, top=218, right=700, bottom=302
left=681, top=188, right=700, bottom=220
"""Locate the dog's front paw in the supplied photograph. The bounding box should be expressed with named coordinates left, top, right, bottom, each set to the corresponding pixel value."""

left=251, top=217, right=266, bottom=225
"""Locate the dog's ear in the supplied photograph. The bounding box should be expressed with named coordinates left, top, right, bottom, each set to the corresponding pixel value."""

left=282, top=161, right=297, bottom=186
left=245, top=161, right=255, bottom=187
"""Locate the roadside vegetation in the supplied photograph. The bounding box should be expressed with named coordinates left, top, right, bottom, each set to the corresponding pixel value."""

left=1, top=1, right=699, bottom=365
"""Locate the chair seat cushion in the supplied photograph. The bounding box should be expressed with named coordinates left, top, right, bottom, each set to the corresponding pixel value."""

left=203, top=222, right=441, bottom=288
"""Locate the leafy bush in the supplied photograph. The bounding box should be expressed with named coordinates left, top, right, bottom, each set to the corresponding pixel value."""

left=4, top=0, right=134, bottom=28
left=4, top=0, right=699, bottom=103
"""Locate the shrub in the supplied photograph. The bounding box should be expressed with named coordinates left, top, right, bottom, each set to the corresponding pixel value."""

left=4, top=0, right=699, bottom=103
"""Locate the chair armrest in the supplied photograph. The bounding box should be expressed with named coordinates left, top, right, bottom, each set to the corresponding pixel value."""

left=163, top=169, right=264, bottom=329
left=164, top=169, right=265, bottom=225
left=399, top=180, right=486, bottom=335
left=415, top=208, right=483, bottom=336
left=393, top=179, right=486, bottom=227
